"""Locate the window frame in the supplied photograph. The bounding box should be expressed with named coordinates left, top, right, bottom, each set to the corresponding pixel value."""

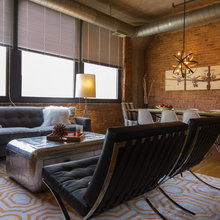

left=0, top=45, right=9, bottom=101
left=0, top=0, right=122, bottom=104
left=83, top=61, right=122, bottom=101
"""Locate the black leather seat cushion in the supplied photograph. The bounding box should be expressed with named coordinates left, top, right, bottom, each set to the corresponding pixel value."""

left=43, top=156, right=99, bottom=216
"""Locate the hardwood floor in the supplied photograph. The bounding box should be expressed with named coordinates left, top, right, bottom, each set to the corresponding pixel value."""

left=192, top=146, right=220, bottom=178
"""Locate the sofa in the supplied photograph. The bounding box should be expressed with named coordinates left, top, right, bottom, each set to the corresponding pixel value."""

left=0, top=106, right=91, bottom=157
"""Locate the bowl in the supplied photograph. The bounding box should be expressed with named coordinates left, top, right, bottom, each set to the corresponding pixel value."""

left=156, top=106, right=173, bottom=110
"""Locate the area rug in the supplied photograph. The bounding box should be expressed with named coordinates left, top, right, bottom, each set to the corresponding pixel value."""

left=0, top=162, right=219, bottom=220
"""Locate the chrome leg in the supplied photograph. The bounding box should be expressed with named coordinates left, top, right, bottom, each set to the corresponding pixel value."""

left=145, top=198, right=167, bottom=220
left=159, top=187, right=196, bottom=215
left=42, top=179, right=71, bottom=220
left=189, top=170, right=220, bottom=191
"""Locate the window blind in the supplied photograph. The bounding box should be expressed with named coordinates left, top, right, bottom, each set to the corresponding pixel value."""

left=18, top=0, right=80, bottom=60
left=83, top=22, right=123, bottom=68
left=0, top=0, right=13, bottom=46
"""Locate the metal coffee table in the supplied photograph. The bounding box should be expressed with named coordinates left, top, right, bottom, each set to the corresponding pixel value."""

left=6, top=132, right=105, bottom=192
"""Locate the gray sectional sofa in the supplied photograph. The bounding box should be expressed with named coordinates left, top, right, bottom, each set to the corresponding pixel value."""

left=0, top=106, right=91, bottom=157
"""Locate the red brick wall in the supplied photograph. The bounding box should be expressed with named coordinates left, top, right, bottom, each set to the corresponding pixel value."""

left=0, top=103, right=124, bottom=134
left=145, top=20, right=220, bottom=111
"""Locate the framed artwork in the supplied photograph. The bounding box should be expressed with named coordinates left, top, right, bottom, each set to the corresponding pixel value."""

left=210, top=65, right=220, bottom=90
left=185, top=67, right=207, bottom=90
left=165, top=65, right=220, bottom=91
left=165, top=70, right=184, bottom=91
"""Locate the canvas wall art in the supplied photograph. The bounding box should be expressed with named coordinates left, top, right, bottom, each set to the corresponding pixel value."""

left=165, top=70, right=184, bottom=91
left=210, top=65, right=220, bottom=90
left=165, top=65, right=220, bottom=91
left=185, top=67, right=208, bottom=90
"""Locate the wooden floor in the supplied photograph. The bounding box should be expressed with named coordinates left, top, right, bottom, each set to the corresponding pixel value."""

left=192, top=146, right=220, bottom=178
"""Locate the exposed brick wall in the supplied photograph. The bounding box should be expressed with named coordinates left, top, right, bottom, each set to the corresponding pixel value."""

left=145, top=20, right=220, bottom=111
left=0, top=102, right=124, bottom=134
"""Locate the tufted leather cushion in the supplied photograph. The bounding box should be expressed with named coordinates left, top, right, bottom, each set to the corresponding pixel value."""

left=0, top=107, right=44, bottom=128
left=43, top=156, right=99, bottom=216
left=0, top=127, right=40, bottom=145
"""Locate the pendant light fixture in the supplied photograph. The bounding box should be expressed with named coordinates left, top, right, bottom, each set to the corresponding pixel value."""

left=172, top=0, right=198, bottom=78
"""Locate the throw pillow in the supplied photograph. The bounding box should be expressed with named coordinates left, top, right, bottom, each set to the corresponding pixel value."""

left=0, top=125, right=2, bottom=128
left=68, top=106, right=76, bottom=124
left=41, top=106, right=71, bottom=126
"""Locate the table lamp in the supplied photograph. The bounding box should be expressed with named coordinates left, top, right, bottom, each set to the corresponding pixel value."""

left=75, top=74, right=96, bottom=117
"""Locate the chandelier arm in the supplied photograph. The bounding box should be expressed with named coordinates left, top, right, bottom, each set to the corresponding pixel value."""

left=189, top=60, right=198, bottom=64
left=173, top=63, right=180, bottom=73
left=174, top=55, right=182, bottom=62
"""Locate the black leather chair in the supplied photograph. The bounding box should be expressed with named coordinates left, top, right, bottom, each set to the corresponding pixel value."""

left=42, top=122, right=188, bottom=220
left=169, top=117, right=220, bottom=184
left=158, top=117, right=220, bottom=216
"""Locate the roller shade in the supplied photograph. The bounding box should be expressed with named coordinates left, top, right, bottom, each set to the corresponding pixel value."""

left=0, top=0, right=13, bottom=46
left=83, top=22, right=123, bottom=68
left=18, top=0, right=80, bottom=60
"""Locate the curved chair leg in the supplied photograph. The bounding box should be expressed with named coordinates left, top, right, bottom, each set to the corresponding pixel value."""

left=158, top=187, right=196, bottom=216
left=145, top=198, right=167, bottom=220
left=189, top=170, right=220, bottom=191
left=42, top=179, right=71, bottom=220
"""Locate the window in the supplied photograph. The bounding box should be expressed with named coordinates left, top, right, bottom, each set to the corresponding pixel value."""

left=22, top=51, right=74, bottom=98
left=84, top=62, right=118, bottom=99
left=0, top=46, right=6, bottom=96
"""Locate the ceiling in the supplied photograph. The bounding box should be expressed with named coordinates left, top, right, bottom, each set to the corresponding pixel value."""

left=74, top=0, right=220, bottom=26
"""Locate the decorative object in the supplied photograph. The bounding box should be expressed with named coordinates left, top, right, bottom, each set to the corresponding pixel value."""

left=47, top=131, right=85, bottom=142
left=47, top=123, right=67, bottom=141
left=64, top=132, right=85, bottom=142
left=156, top=104, right=173, bottom=110
left=172, top=0, right=198, bottom=78
left=52, top=123, right=67, bottom=138
left=165, top=65, right=220, bottom=91
left=41, top=106, right=71, bottom=126
left=75, top=74, right=96, bottom=117
left=143, top=75, right=154, bottom=107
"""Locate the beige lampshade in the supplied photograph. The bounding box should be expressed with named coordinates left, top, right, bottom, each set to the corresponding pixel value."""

left=75, top=74, right=96, bottom=98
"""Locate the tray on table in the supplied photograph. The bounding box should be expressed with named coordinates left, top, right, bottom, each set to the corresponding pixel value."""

left=47, top=132, right=85, bottom=142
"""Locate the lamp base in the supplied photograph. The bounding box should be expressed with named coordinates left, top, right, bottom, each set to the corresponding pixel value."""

left=83, top=98, right=88, bottom=118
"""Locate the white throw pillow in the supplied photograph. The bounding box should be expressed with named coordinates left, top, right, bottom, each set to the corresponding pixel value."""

left=41, top=106, right=71, bottom=126
left=0, top=125, right=2, bottom=128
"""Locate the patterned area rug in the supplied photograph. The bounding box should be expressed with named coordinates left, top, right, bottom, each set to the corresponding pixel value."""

left=0, top=161, right=220, bottom=220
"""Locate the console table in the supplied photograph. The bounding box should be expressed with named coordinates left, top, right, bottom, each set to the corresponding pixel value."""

left=6, top=132, right=105, bottom=192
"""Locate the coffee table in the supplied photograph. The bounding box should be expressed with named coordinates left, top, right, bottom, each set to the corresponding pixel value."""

left=6, top=132, right=105, bottom=192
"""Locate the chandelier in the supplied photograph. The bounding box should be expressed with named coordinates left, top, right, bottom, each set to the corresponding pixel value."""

left=172, top=0, right=198, bottom=78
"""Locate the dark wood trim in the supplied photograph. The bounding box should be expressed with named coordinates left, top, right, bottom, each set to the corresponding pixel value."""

left=13, top=0, right=18, bottom=49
